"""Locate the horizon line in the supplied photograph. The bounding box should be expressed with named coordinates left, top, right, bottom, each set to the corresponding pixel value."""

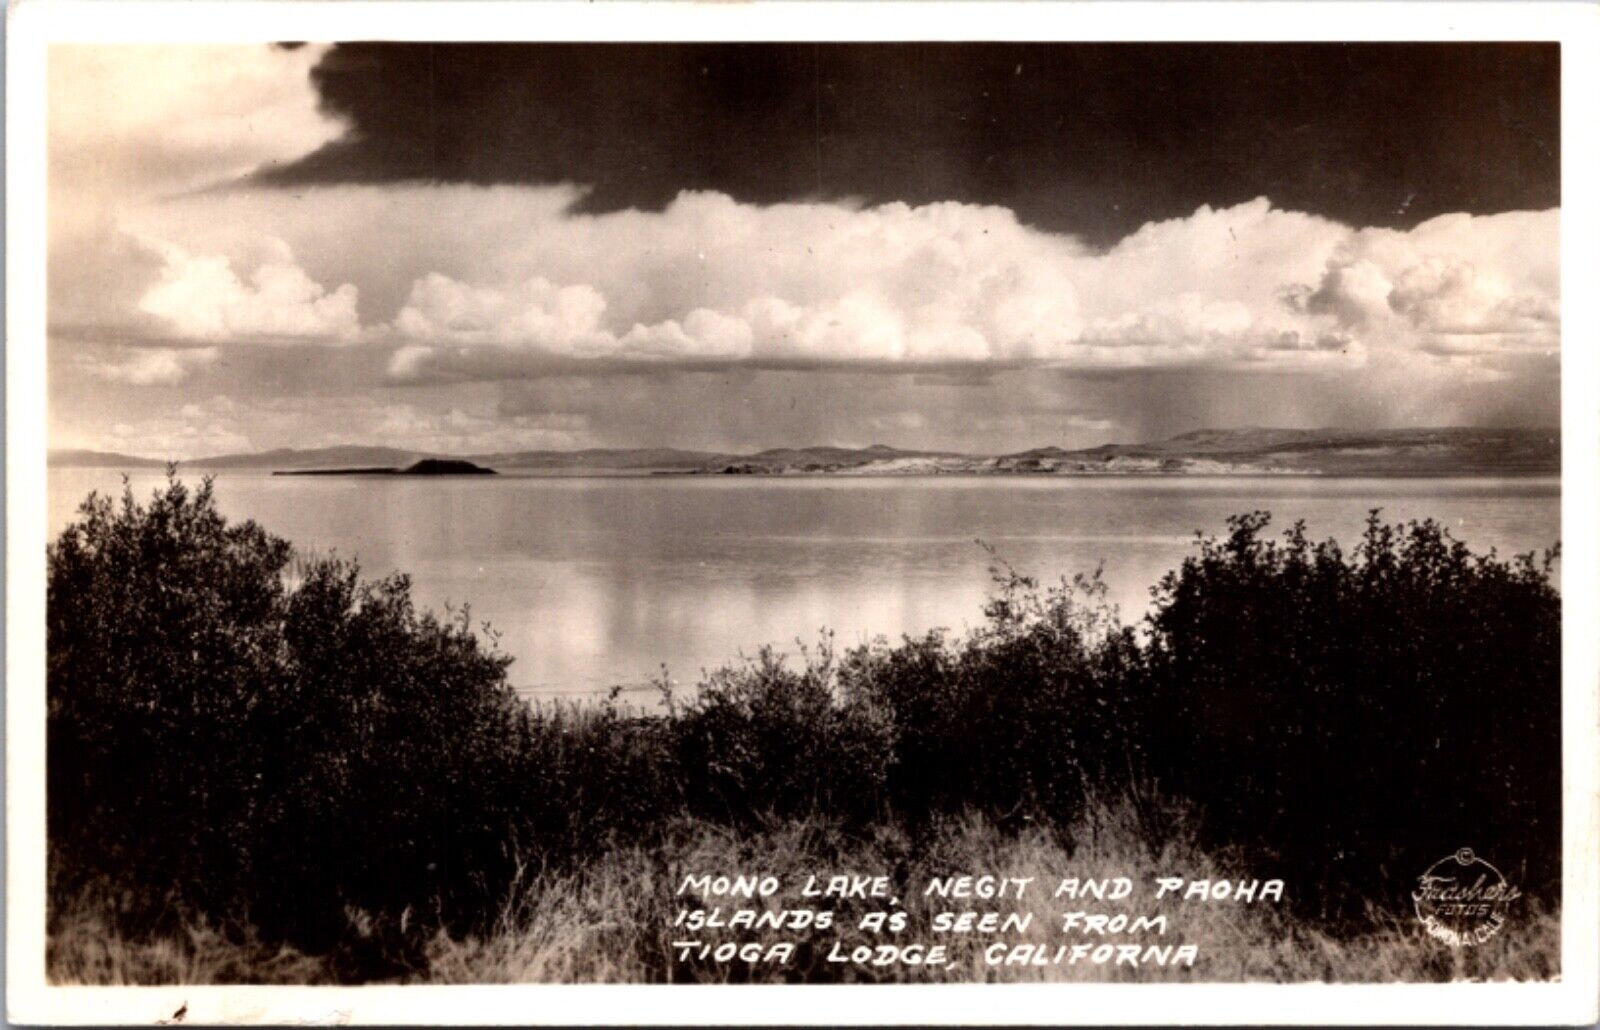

left=47, top=424, right=1563, bottom=467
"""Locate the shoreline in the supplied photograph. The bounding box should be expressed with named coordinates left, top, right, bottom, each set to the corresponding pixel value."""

left=51, top=465, right=1564, bottom=481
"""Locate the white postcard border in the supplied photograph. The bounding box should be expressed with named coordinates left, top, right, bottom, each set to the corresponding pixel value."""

left=7, top=2, right=1598, bottom=1024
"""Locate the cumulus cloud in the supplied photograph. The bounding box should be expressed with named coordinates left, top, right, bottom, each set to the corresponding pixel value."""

left=73, top=185, right=1554, bottom=386
left=390, top=273, right=610, bottom=355
left=1297, top=210, right=1558, bottom=358
left=375, top=195, right=1549, bottom=379
left=137, top=237, right=361, bottom=343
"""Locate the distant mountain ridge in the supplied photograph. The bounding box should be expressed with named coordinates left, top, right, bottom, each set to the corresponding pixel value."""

left=49, top=426, right=1559, bottom=477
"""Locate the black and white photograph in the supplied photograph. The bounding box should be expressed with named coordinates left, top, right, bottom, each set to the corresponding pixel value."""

left=8, top=2, right=1600, bottom=1023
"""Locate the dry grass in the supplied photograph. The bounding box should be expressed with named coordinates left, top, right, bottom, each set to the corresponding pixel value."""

left=419, top=799, right=1559, bottom=984
left=48, top=887, right=329, bottom=985
left=50, top=796, right=1559, bottom=985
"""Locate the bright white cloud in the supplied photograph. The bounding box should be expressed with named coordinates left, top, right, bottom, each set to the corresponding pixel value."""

left=1298, top=209, right=1558, bottom=358
left=76, top=185, right=1555, bottom=385
left=46, top=47, right=1553, bottom=382
left=136, top=237, right=361, bottom=343
left=392, top=273, right=609, bottom=351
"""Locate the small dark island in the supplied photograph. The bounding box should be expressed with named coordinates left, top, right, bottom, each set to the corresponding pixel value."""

left=403, top=459, right=497, bottom=476
left=274, top=459, right=498, bottom=477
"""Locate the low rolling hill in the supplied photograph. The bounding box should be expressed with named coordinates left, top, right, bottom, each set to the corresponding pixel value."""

left=50, top=427, right=1558, bottom=477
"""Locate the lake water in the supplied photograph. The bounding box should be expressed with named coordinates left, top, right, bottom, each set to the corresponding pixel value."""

left=48, top=471, right=1561, bottom=702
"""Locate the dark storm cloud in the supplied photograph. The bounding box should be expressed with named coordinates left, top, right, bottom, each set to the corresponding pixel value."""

left=261, top=43, right=1559, bottom=245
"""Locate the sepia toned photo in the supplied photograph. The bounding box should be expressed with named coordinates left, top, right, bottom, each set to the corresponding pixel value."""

left=8, top=3, right=1600, bottom=1024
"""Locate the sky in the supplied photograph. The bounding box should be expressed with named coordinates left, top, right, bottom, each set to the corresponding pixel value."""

left=48, top=43, right=1560, bottom=458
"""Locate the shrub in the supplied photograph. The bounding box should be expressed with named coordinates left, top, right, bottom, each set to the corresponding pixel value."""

left=49, top=476, right=294, bottom=920
left=838, top=563, right=1146, bottom=830
left=48, top=475, right=535, bottom=971
left=670, top=643, right=895, bottom=827
left=661, top=565, right=1144, bottom=836
left=514, top=699, right=681, bottom=862
left=1142, top=512, right=1561, bottom=921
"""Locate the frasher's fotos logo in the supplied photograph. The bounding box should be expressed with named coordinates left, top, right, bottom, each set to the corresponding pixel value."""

left=1413, top=848, right=1522, bottom=948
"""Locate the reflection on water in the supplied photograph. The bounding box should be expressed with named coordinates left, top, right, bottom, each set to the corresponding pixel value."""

left=48, top=471, right=1561, bottom=700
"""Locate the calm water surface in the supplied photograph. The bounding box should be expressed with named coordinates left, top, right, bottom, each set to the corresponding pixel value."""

left=48, top=472, right=1561, bottom=701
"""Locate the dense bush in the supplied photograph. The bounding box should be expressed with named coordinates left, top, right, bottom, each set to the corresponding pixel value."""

left=659, top=564, right=1146, bottom=835
left=48, top=476, right=1561, bottom=972
left=838, top=565, right=1145, bottom=829
left=512, top=699, right=679, bottom=860
left=671, top=644, right=895, bottom=827
left=48, top=476, right=535, bottom=972
left=1142, top=512, right=1561, bottom=919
